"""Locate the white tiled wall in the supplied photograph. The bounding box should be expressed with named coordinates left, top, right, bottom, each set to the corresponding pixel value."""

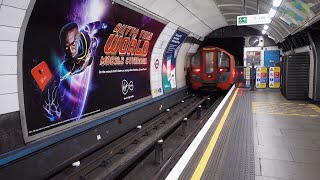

left=0, top=26, right=20, bottom=41
left=2, top=0, right=31, bottom=9
left=0, top=41, right=18, bottom=55
left=0, top=75, right=18, bottom=94
left=0, top=93, right=19, bottom=114
left=176, top=43, right=191, bottom=89
left=150, top=22, right=178, bottom=98
left=0, top=5, right=25, bottom=27
left=0, top=56, right=17, bottom=74
left=0, top=1, right=28, bottom=115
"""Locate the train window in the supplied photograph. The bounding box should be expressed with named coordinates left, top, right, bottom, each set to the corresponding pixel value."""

left=191, top=52, right=201, bottom=68
left=218, top=52, right=230, bottom=68
left=205, top=52, right=214, bottom=73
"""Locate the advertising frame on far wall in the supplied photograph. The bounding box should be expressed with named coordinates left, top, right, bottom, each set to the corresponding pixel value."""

left=162, top=30, right=188, bottom=93
left=18, top=0, right=166, bottom=142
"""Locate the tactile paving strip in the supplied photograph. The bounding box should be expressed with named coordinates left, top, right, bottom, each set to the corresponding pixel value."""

left=212, top=89, right=254, bottom=180
left=178, top=89, right=255, bottom=180
left=178, top=98, right=227, bottom=180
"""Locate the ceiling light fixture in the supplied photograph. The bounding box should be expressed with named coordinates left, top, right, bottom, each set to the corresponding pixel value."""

left=264, top=25, right=269, bottom=30
left=262, top=30, right=267, bottom=34
left=269, top=8, right=277, bottom=18
left=273, top=0, right=282, bottom=7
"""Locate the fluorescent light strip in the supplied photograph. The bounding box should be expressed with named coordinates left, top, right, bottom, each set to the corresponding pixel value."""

left=269, top=8, right=277, bottom=18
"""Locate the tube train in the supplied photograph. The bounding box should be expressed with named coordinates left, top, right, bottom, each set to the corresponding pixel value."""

left=188, top=46, right=236, bottom=91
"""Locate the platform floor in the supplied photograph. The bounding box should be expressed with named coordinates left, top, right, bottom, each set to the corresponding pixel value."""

left=253, top=90, right=320, bottom=180
left=167, top=88, right=320, bottom=180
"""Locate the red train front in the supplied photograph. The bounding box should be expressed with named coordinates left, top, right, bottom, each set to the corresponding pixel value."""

left=188, top=46, right=235, bottom=91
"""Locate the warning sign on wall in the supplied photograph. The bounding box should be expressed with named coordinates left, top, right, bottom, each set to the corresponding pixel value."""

left=245, top=67, right=251, bottom=88
left=256, top=67, right=267, bottom=89
left=269, top=67, right=280, bottom=88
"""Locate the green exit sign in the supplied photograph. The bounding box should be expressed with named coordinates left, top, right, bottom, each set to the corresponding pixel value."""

left=237, top=14, right=271, bottom=26
left=238, top=17, right=247, bottom=24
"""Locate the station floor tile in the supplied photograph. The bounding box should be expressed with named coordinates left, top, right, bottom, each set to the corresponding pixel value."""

left=255, top=145, right=293, bottom=161
left=255, top=127, right=283, bottom=137
left=256, top=158, right=262, bottom=176
left=255, top=175, right=287, bottom=180
left=253, top=89, right=320, bottom=180
left=289, top=148, right=320, bottom=164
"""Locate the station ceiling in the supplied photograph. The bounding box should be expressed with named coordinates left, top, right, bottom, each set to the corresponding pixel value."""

left=125, top=0, right=320, bottom=44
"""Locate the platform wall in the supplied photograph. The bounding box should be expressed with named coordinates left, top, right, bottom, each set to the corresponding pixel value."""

left=0, top=1, right=28, bottom=115
left=0, top=0, right=202, bottom=153
left=0, top=0, right=204, bottom=116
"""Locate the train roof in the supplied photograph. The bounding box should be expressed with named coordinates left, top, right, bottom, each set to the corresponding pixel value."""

left=196, top=46, right=234, bottom=58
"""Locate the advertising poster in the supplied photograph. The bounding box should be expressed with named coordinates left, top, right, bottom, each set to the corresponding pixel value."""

left=264, top=50, right=280, bottom=67
left=280, top=0, right=315, bottom=28
left=162, top=30, right=188, bottom=92
left=246, top=51, right=261, bottom=66
left=256, top=67, right=267, bottom=88
left=269, top=67, right=281, bottom=88
left=21, top=0, right=165, bottom=140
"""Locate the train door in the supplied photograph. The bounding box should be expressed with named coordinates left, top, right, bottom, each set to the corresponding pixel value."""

left=202, top=48, right=217, bottom=83
left=189, top=51, right=202, bottom=89
left=190, top=51, right=201, bottom=75
left=217, top=50, right=232, bottom=89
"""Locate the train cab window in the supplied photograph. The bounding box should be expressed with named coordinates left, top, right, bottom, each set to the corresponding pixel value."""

left=205, top=52, right=214, bottom=73
left=191, top=52, right=201, bottom=68
left=218, top=51, right=230, bottom=71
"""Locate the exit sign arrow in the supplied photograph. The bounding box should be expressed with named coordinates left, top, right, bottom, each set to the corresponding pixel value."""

left=239, top=17, right=247, bottom=23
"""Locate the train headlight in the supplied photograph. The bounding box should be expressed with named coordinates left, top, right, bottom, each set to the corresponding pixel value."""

left=193, top=68, right=201, bottom=73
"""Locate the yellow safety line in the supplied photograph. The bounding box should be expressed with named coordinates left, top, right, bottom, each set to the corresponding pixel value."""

left=191, top=88, right=239, bottom=180
left=252, top=112, right=319, bottom=117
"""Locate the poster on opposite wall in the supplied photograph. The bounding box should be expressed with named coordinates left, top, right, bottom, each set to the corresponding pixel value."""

left=21, top=0, right=165, bottom=141
left=246, top=51, right=261, bottom=66
left=162, top=30, right=188, bottom=92
left=264, top=50, right=280, bottom=67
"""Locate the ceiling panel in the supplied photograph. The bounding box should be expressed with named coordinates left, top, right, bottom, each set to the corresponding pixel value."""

left=187, top=18, right=213, bottom=36
left=213, top=0, right=284, bottom=43
left=127, top=0, right=309, bottom=41
left=126, top=0, right=228, bottom=37
left=271, top=19, right=291, bottom=38
left=180, top=0, right=227, bottom=29
left=268, top=26, right=283, bottom=42
left=146, top=0, right=180, bottom=17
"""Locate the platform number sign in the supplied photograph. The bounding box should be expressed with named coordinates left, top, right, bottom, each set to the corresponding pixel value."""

left=269, top=67, right=280, bottom=88
left=245, top=67, right=251, bottom=88
left=256, top=67, right=267, bottom=88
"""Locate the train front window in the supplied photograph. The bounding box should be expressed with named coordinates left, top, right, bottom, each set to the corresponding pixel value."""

left=191, top=52, right=201, bottom=68
left=205, top=52, right=214, bottom=73
left=218, top=51, right=230, bottom=71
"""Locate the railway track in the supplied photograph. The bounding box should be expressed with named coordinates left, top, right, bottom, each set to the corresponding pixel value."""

left=50, top=92, right=224, bottom=180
